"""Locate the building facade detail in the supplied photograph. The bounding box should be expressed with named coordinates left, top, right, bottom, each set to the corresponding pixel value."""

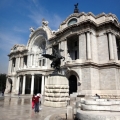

left=5, top=12, right=120, bottom=97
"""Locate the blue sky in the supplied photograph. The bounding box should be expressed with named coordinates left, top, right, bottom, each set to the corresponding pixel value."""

left=0, top=0, right=120, bottom=73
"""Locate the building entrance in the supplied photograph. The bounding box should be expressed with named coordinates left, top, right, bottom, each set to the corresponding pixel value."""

left=69, top=75, right=77, bottom=94
left=19, top=77, right=23, bottom=94
left=34, top=76, right=41, bottom=94
left=25, top=76, right=31, bottom=94
left=8, top=78, right=12, bottom=93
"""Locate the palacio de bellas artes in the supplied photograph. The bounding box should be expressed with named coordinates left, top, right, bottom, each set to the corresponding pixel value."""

left=5, top=3, right=120, bottom=104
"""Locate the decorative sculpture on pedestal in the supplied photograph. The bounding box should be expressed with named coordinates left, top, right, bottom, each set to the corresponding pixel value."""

left=42, top=47, right=69, bottom=107
left=42, top=47, right=65, bottom=73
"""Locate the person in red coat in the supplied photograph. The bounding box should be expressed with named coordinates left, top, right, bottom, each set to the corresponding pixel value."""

left=32, top=94, right=35, bottom=109
left=34, top=93, right=40, bottom=113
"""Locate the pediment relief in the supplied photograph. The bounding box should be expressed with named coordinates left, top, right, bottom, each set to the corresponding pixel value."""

left=11, top=44, right=26, bottom=51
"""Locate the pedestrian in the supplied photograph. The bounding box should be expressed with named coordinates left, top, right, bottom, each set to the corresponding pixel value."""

left=95, top=93, right=100, bottom=99
left=32, top=94, right=35, bottom=109
left=18, top=91, right=20, bottom=98
left=34, top=93, right=40, bottom=113
left=2, top=89, right=4, bottom=96
left=39, top=93, right=42, bottom=110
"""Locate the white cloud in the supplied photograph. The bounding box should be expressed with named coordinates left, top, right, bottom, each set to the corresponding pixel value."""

left=27, top=2, right=63, bottom=30
left=0, top=31, right=26, bottom=73
left=13, top=26, right=27, bottom=33
left=0, top=32, right=25, bottom=52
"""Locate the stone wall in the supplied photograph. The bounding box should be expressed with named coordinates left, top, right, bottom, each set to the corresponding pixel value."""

left=98, top=34, right=109, bottom=63
left=91, top=68, right=100, bottom=91
left=91, top=33, right=98, bottom=63
left=99, top=68, right=116, bottom=90
left=79, top=33, right=86, bottom=60
left=81, top=67, right=91, bottom=91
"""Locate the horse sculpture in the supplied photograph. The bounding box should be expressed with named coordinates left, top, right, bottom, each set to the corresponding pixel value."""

left=42, top=47, right=65, bottom=73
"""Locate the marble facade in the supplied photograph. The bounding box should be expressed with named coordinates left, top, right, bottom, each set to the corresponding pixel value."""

left=5, top=12, right=120, bottom=98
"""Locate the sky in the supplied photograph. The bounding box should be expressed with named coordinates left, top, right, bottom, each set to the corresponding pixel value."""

left=0, top=0, right=120, bottom=74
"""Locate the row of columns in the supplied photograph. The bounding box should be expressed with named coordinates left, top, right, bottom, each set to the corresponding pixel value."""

left=58, top=32, right=92, bottom=61
left=16, top=74, right=45, bottom=95
left=8, top=53, right=46, bottom=74
left=8, top=31, right=116, bottom=74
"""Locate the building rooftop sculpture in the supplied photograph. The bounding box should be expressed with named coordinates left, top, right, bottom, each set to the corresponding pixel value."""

left=74, top=3, right=79, bottom=13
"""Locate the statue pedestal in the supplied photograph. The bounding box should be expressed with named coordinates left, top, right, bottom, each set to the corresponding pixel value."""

left=44, top=74, right=69, bottom=107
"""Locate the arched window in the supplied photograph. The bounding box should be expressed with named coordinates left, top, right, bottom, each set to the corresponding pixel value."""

left=68, top=18, right=77, bottom=26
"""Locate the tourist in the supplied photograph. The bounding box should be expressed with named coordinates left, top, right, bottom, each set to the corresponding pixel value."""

left=2, top=89, right=5, bottom=96
left=32, top=94, right=35, bottom=109
left=39, top=93, right=42, bottom=111
left=95, top=93, right=100, bottom=99
left=34, top=93, right=40, bottom=113
left=18, top=91, right=20, bottom=98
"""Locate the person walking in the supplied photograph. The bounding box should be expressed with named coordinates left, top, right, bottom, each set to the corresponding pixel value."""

left=2, top=89, right=5, bottom=96
left=34, top=93, right=40, bottom=113
left=39, top=93, right=42, bottom=110
left=32, top=94, right=35, bottom=109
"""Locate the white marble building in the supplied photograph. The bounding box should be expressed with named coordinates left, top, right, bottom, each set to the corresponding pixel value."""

left=5, top=11, right=120, bottom=97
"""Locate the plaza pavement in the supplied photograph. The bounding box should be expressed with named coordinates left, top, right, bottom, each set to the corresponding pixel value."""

left=0, top=94, right=68, bottom=120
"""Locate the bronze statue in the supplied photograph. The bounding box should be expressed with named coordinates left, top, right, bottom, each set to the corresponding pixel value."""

left=42, top=47, right=65, bottom=73
left=74, top=3, right=79, bottom=13
left=74, top=3, right=78, bottom=9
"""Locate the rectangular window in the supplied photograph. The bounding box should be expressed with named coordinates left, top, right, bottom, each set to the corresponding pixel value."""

left=116, top=38, right=120, bottom=60
left=75, top=50, right=77, bottom=60
left=43, top=59, right=45, bottom=66
left=74, top=41, right=77, bottom=46
left=12, top=58, right=16, bottom=67
left=39, top=60, right=41, bottom=66
left=52, top=45, right=58, bottom=55
left=24, top=56, right=27, bottom=66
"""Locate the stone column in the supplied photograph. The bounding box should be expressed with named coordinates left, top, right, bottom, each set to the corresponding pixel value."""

left=27, top=54, right=30, bottom=67
left=112, top=34, right=117, bottom=60
left=64, top=40, right=67, bottom=61
left=31, top=74, right=34, bottom=95
left=47, top=47, right=52, bottom=68
left=12, top=77, right=15, bottom=93
left=15, top=57, right=18, bottom=71
left=45, top=76, right=48, bottom=85
left=19, top=57, right=21, bottom=69
left=32, top=54, right=34, bottom=66
left=86, top=32, right=92, bottom=60
left=33, top=54, right=36, bottom=66
left=22, top=75, right=26, bottom=94
left=30, top=54, right=33, bottom=66
left=16, top=76, right=20, bottom=94
left=35, top=54, right=38, bottom=66
left=18, top=57, right=20, bottom=69
left=20, top=57, right=23, bottom=68
left=79, top=34, right=81, bottom=59
left=59, top=42, right=61, bottom=50
left=108, top=33, right=114, bottom=60
left=41, top=75, right=45, bottom=95
left=8, top=59, right=11, bottom=74
left=10, top=59, right=12, bottom=73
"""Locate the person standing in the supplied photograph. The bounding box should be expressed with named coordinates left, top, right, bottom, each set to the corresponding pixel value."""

left=32, top=94, right=35, bottom=109
left=34, top=93, right=40, bottom=113
left=2, top=89, right=5, bottom=96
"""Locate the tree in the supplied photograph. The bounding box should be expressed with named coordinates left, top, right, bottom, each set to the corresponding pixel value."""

left=0, top=74, right=6, bottom=91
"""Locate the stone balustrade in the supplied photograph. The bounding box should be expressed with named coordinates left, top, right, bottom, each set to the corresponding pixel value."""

left=79, top=98, right=120, bottom=112
left=76, top=98, right=120, bottom=120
